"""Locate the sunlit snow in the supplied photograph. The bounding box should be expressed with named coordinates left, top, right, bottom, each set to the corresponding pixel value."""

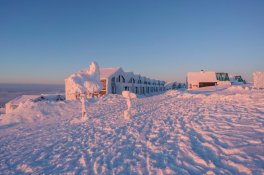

left=0, top=85, right=263, bottom=174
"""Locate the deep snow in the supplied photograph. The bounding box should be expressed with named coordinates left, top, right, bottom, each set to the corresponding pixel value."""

left=0, top=85, right=263, bottom=174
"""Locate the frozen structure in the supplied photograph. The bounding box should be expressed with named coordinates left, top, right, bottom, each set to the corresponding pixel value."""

left=187, top=71, right=231, bottom=89
left=95, top=67, right=165, bottom=96
left=66, top=67, right=165, bottom=99
left=65, top=62, right=102, bottom=100
left=165, top=82, right=177, bottom=90
left=65, top=61, right=102, bottom=120
left=229, top=74, right=246, bottom=85
left=253, top=72, right=264, bottom=89
left=216, top=72, right=231, bottom=86
left=122, top=91, right=137, bottom=120
left=187, top=71, right=218, bottom=89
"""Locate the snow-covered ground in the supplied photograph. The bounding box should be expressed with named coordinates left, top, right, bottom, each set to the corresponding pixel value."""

left=0, top=85, right=263, bottom=174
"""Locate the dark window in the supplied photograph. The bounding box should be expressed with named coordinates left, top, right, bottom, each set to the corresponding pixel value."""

left=116, top=75, right=125, bottom=83
left=199, top=82, right=216, bottom=87
left=129, top=78, right=135, bottom=83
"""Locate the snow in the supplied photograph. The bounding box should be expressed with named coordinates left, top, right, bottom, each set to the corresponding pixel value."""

left=0, top=85, right=263, bottom=174
left=122, top=91, right=137, bottom=120
left=187, top=71, right=217, bottom=83
left=65, top=61, right=102, bottom=100
left=5, top=94, right=65, bottom=114
left=0, top=108, right=5, bottom=115
left=100, top=67, right=121, bottom=79
left=165, top=81, right=177, bottom=90
left=253, top=72, right=264, bottom=89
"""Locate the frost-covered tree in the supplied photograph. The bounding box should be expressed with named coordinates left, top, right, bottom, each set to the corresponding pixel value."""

left=66, top=61, right=102, bottom=120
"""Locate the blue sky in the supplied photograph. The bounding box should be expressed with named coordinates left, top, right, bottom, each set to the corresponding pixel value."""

left=0, top=0, right=263, bottom=84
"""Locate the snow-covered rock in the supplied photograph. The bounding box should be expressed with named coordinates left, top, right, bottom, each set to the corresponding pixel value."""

left=5, top=94, right=65, bottom=114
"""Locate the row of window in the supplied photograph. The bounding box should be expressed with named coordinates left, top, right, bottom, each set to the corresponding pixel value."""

left=216, top=73, right=230, bottom=81
left=111, top=75, right=164, bottom=85
left=123, top=86, right=165, bottom=94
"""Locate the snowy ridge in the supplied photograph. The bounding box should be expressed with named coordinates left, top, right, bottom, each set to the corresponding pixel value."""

left=0, top=86, right=263, bottom=174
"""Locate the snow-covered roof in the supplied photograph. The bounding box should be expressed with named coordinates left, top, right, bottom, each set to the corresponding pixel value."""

left=99, top=67, right=165, bottom=85
left=187, top=71, right=217, bottom=83
left=165, top=81, right=177, bottom=88
left=124, top=72, right=135, bottom=80
left=134, top=74, right=141, bottom=80
left=100, top=67, right=121, bottom=79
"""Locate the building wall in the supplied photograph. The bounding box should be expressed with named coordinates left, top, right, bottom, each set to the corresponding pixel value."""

left=100, top=79, right=165, bottom=95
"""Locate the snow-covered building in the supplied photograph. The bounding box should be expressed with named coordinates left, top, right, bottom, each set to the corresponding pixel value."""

left=187, top=71, right=233, bottom=89
left=99, top=67, right=165, bottom=95
left=253, top=72, right=264, bottom=89
left=187, top=71, right=218, bottom=89
left=65, top=66, right=165, bottom=100
left=165, top=82, right=177, bottom=90
left=229, top=74, right=246, bottom=85
left=216, top=72, right=231, bottom=86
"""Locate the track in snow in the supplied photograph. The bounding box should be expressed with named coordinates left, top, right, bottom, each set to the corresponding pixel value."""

left=0, top=89, right=263, bottom=174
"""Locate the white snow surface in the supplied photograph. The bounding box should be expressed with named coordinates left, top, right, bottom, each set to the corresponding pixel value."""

left=253, top=72, right=264, bottom=89
left=100, top=67, right=120, bottom=79
left=0, top=85, right=263, bottom=174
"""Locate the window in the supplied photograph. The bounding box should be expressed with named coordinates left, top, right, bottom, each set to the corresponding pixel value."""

left=129, top=78, right=135, bottom=83
left=116, top=75, right=125, bottom=83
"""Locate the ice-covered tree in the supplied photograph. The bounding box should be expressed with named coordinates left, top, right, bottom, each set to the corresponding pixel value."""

left=66, top=61, right=102, bottom=120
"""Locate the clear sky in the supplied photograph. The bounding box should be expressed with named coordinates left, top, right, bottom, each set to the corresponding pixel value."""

left=0, top=0, right=263, bottom=84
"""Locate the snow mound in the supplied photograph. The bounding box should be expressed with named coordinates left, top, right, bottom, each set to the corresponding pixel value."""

left=0, top=100, right=79, bottom=126
left=164, top=90, right=181, bottom=96
left=122, top=91, right=137, bottom=99
left=227, top=86, right=245, bottom=91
